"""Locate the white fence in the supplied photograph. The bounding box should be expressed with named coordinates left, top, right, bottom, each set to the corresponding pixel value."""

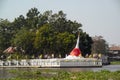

left=0, top=58, right=102, bottom=67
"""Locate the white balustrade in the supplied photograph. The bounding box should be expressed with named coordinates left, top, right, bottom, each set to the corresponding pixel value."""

left=0, top=58, right=102, bottom=67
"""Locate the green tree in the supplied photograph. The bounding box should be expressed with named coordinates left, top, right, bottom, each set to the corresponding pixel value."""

left=50, top=11, right=82, bottom=33
left=56, top=32, right=75, bottom=57
left=26, top=7, right=40, bottom=29
left=79, top=32, right=93, bottom=57
left=34, top=24, right=76, bottom=58
left=12, top=28, right=35, bottom=55
left=34, top=24, right=55, bottom=56
left=12, top=15, right=26, bottom=32
left=0, top=19, right=12, bottom=52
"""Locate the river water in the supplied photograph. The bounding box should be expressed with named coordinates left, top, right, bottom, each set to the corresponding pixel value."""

left=0, top=65, right=120, bottom=79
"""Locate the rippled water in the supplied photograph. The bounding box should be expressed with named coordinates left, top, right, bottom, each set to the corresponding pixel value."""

left=0, top=65, right=120, bottom=79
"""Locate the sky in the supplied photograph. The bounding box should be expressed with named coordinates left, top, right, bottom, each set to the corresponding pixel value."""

left=0, top=0, right=120, bottom=45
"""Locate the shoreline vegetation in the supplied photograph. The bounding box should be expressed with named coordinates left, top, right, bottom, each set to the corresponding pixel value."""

left=111, top=61, right=120, bottom=65
left=1, top=69, right=120, bottom=80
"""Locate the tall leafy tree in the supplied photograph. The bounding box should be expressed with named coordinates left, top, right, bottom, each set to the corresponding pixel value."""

left=50, top=11, right=82, bottom=33
left=79, top=32, right=93, bottom=57
left=34, top=24, right=76, bottom=58
left=0, top=19, right=12, bottom=52
left=34, top=24, right=55, bottom=56
left=12, top=28, right=35, bottom=55
left=26, top=7, right=40, bottom=29
left=56, top=32, right=75, bottom=57
left=12, top=15, right=26, bottom=31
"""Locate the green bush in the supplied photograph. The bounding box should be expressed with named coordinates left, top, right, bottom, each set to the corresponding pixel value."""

left=6, top=69, right=120, bottom=80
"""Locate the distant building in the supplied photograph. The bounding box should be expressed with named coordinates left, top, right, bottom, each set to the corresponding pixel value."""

left=109, top=45, right=120, bottom=55
left=108, top=45, right=120, bottom=61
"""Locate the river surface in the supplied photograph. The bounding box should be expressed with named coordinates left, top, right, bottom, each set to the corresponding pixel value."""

left=0, top=65, right=120, bottom=79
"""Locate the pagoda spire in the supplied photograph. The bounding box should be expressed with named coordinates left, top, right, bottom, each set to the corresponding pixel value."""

left=75, top=34, right=80, bottom=48
left=70, top=32, right=81, bottom=56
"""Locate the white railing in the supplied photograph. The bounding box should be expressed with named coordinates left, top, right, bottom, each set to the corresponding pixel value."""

left=0, top=58, right=102, bottom=67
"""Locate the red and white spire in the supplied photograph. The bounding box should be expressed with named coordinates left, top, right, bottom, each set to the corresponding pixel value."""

left=70, top=34, right=81, bottom=56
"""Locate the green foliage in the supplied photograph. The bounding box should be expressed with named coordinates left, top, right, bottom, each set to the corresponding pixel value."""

left=12, top=15, right=26, bottom=31
left=111, top=61, right=120, bottom=65
left=0, top=7, right=93, bottom=58
left=7, top=69, right=120, bottom=80
left=56, top=32, right=75, bottom=57
left=0, top=19, right=12, bottom=52
left=34, top=24, right=55, bottom=55
left=26, top=7, right=40, bottom=29
left=34, top=24, right=76, bottom=57
left=12, top=28, right=35, bottom=55
left=79, top=32, right=93, bottom=57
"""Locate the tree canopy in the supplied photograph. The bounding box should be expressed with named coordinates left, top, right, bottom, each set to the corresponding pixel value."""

left=0, top=8, right=93, bottom=58
left=91, top=36, right=108, bottom=55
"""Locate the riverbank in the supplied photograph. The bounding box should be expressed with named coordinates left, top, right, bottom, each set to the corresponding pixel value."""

left=0, top=64, right=120, bottom=80
left=1, top=69, right=119, bottom=80
left=111, top=61, right=120, bottom=65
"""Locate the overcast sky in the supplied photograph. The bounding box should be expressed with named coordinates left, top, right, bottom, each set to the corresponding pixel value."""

left=0, top=0, right=120, bottom=45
